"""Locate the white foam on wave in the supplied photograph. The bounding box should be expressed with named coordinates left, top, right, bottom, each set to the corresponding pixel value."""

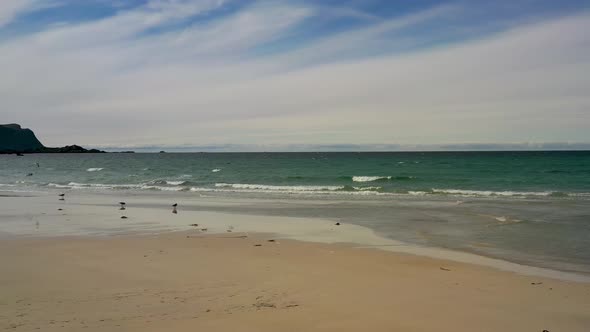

left=215, top=183, right=344, bottom=191
left=146, top=179, right=188, bottom=186
left=69, top=182, right=141, bottom=189
left=47, top=182, right=144, bottom=190
left=165, top=180, right=186, bottom=186
left=190, top=187, right=215, bottom=192
left=212, top=169, right=221, bottom=173
left=86, top=168, right=104, bottom=172
left=47, top=183, right=74, bottom=188
left=352, top=176, right=391, bottom=182
left=431, top=188, right=552, bottom=197
left=140, top=185, right=185, bottom=192
left=48, top=182, right=188, bottom=192
left=191, top=186, right=387, bottom=196
left=353, top=186, right=382, bottom=191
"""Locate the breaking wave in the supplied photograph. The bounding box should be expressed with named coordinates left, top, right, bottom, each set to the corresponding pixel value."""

left=25, top=182, right=590, bottom=199
left=430, top=188, right=553, bottom=197
left=146, top=179, right=188, bottom=186
left=86, top=168, right=104, bottom=172
left=353, top=186, right=382, bottom=191
left=352, top=176, right=391, bottom=182
left=186, top=183, right=387, bottom=196
left=215, top=183, right=344, bottom=191
left=350, top=176, right=415, bottom=182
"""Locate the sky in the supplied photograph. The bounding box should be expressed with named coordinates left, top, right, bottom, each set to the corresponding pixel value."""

left=0, top=0, right=589, bottom=151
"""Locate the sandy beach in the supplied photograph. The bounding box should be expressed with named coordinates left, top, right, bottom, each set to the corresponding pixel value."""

left=2, top=232, right=590, bottom=332
left=1, top=192, right=589, bottom=331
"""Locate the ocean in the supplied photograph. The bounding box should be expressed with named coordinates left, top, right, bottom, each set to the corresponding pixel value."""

left=1, top=151, right=589, bottom=274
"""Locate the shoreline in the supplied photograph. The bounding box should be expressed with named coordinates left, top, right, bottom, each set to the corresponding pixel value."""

left=1, top=190, right=589, bottom=283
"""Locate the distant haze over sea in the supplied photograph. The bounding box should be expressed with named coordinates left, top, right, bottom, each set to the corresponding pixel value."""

left=101, top=143, right=590, bottom=153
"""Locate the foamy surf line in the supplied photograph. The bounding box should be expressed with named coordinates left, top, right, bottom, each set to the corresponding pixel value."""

left=351, top=175, right=415, bottom=182
left=352, top=176, right=391, bottom=182
left=215, top=183, right=344, bottom=191
left=12, top=182, right=590, bottom=199
left=47, top=182, right=186, bottom=192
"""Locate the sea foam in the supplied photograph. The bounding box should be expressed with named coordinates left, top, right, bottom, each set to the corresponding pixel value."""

left=353, top=186, right=382, bottom=191
left=165, top=180, right=186, bottom=186
left=352, top=176, right=391, bottom=182
left=86, top=168, right=104, bottom=172
left=431, top=188, right=552, bottom=197
left=215, top=183, right=344, bottom=191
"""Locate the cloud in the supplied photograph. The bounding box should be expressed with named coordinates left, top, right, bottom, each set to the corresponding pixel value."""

left=0, top=0, right=63, bottom=27
left=0, top=1, right=588, bottom=149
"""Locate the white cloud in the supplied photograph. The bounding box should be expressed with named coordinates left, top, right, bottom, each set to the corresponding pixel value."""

left=0, top=0, right=35, bottom=27
left=0, top=2, right=588, bottom=148
left=0, top=0, right=64, bottom=27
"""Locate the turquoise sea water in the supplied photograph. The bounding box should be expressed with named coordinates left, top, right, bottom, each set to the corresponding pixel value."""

left=1, top=151, right=589, bottom=196
left=1, top=151, right=589, bottom=273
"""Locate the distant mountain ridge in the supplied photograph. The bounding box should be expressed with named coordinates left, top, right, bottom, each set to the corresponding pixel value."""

left=0, top=124, right=104, bottom=154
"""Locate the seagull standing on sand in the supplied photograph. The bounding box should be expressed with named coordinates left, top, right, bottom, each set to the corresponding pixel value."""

left=58, top=193, right=65, bottom=201
left=172, top=203, right=178, bottom=214
left=119, top=202, right=126, bottom=210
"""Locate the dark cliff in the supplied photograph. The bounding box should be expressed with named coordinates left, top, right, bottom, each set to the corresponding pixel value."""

left=0, top=124, right=104, bottom=154
left=0, top=124, right=45, bottom=152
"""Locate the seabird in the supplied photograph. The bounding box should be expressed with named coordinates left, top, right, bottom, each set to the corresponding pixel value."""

left=172, top=203, right=178, bottom=207
left=58, top=193, right=65, bottom=200
left=119, top=202, right=126, bottom=210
